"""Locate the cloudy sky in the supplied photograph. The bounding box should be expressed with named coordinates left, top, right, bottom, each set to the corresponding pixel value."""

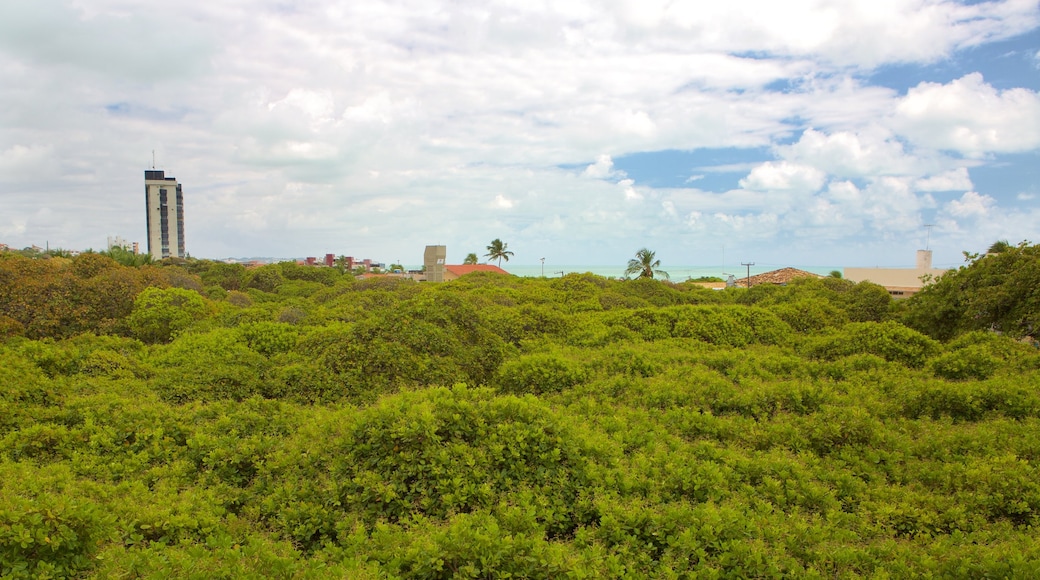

left=1, top=0, right=1038, bottom=270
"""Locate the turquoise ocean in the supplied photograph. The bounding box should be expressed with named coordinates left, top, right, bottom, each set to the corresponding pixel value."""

left=494, top=264, right=841, bottom=280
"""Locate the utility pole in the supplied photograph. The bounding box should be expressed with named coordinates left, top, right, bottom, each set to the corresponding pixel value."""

left=741, top=262, right=754, bottom=288
left=540, top=257, right=545, bottom=277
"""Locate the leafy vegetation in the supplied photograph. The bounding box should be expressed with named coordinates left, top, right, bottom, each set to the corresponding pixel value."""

left=2, top=247, right=1040, bottom=577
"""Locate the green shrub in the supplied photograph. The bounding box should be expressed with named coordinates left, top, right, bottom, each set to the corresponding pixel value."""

left=257, top=386, right=598, bottom=549
left=803, top=321, right=939, bottom=367
left=128, top=287, right=210, bottom=344
left=238, top=321, right=298, bottom=356
left=0, top=463, right=115, bottom=579
left=496, top=352, right=588, bottom=395
left=150, top=329, right=273, bottom=402
left=671, top=305, right=793, bottom=346
left=930, top=346, right=1001, bottom=381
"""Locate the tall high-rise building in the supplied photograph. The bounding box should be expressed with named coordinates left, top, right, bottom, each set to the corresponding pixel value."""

left=144, top=170, right=185, bottom=260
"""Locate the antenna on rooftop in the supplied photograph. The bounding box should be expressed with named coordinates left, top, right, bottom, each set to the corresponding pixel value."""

left=152, top=150, right=156, bottom=169
left=923, top=224, right=935, bottom=250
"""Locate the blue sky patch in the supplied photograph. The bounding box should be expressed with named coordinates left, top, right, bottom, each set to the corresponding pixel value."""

left=612, top=147, right=774, bottom=190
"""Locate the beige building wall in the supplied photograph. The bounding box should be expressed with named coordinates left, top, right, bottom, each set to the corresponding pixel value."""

left=844, top=250, right=947, bottom=297
left=423, top=245, right=446, bottom=282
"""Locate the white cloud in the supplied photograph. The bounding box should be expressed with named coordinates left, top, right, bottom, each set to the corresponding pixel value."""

left=611, top=0, right=1039, bottom=67
left=894, top=73, right=1040, bottom=156
left=778, top=127, right=914, bottom=178
left=0, top=144, right=53, bottom=178
left=583, top=154, right=623, bottom=179
left=0, top=0, right=213, bottom=81
left=0, top=0, right=1037, bottom=267
left=620, top=179, right=644, bottom=201
left=914, top=167, right=973, bottom=192
left=269, top=89, right=335, bottom=126
left=739, top=161, right=825, bottom=193
left=945, top=190, right=996, bottom=218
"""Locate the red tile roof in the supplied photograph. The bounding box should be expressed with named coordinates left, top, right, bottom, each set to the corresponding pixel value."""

left=734, top=267, right=822, bottom=288
left=443, top=264, right=510, bottom=277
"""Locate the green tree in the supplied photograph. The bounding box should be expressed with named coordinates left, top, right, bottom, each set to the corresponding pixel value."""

left=464, top=253, right=479, bottom=265
left=128, top=287, right=209, bottom=344
left=626, top=248, right=669, bottom=280
left=485, top=239, right=514, bottom=268
left=987, top=239, right=1012, bottom=254
left=903, top=241, right=1040, bottom=340
left=100, top=246, right=153, bottom=267
left=335, top=255, right=350, bottom=274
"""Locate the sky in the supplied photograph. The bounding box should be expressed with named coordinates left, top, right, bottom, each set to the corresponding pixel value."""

left=1, top=0, right=1039, bottom=271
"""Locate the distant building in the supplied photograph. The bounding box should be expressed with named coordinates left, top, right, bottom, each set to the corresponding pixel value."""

left=144, top=170, right=185, bottom=260
left=107, top=235, right=130, bottom=251
left=419, top=245, right=509, bottom=281
left=844, top=250, right=948, bottom=298
left=424, top=245, right=447, bottom=282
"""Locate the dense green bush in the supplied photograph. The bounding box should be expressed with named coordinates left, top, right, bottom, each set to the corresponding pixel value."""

left=802, top=321, right=939, bottom=367
left=128, top=287, right=210, bottom=344
left=0, top=462, right=116, bottom=578
left=1, top=254, right=1040, bottom=576
left=496, top=352, right=589, bottom=395
left=150, top=329, right=273, bottom=402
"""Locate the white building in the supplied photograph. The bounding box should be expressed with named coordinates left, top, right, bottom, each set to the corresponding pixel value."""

left=144, top=170, right=185, bottom=260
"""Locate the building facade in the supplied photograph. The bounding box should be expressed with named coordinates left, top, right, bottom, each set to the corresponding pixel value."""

left=424, top=245, right=447, bottom=282
left=844, top=250, right=948, bottom=298
left=144, top=170, right=185, bottom=260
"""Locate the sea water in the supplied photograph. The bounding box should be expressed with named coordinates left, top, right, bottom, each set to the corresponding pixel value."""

left=496, top=264, right=841, bottom=280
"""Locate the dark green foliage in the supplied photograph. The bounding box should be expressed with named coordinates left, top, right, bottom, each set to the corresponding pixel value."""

left=277, top=261, right=341, bottom=286
left=904, top=242, right=1040, bottom=340
left=128, top=287, right=210, bottom=344
left=930, top=346, right=1000, bottom=380
left=238, top=321, right=298, bottom=356
left=3, top=253, right=1040, bottom=576
left=199, top=261, right=247, bottom=291
left=244, top=264, right=286, bottom=293
left=802, top=321, right=939, bottom=367
left=671, top=305, right=793, bottom=346
left=257, top=386, right=597, bottom=550
left=496, top=352, right=588, bottom=395
left=150, top=329, right=273, bottom=402
left=0, top=463, right=116, bottom=579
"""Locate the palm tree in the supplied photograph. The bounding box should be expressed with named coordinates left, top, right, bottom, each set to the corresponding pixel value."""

left=485, top=239, right=514, bottom=268
left=626, top=248, right=669, bottom=280
left=463, top=253, right=479, bottom=265
left=987, top=240, right=1012, bottom=255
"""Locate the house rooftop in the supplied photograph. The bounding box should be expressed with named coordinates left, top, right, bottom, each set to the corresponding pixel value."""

left=443, top=264, right=510, bottom=277
left=735, top=267, right=823, bottom=288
